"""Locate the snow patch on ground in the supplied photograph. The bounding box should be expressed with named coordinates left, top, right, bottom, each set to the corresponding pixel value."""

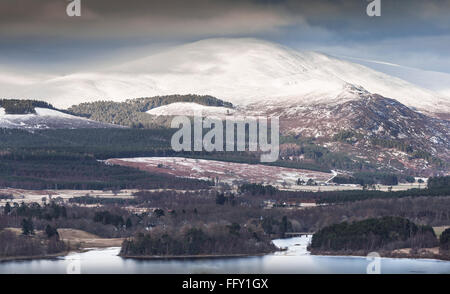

left=147, top=102, right=235, bottom=117
left=272, top=235, right=312, bottom=256
left=0, top=107, right=75, bottom=119
left=34, top=107, right=75, bottom=118
left=0, top=107, right=120, bottom=129
left=107, top=157, right=333, bottom=187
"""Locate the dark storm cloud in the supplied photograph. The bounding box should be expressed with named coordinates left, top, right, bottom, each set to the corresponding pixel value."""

left=1, top=0, right=447, bottom=40
left=0, top=0, right=304, bottom=39
left=0, top=0, right=449, bottom=73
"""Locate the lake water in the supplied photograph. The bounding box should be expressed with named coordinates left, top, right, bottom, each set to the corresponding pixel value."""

left=1, top=236, right=450, bottom=274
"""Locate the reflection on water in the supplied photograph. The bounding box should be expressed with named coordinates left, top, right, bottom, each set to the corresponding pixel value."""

left=1, top=236, right=449, bottom=274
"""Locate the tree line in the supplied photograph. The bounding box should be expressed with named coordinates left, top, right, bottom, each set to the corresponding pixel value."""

left=67, top=94, right=233, bottom=128
left=0, top=99, right=55, bottom=114
left=120, top=223, right=275, bottom=257
left=310, top=216, right=437, bottom=252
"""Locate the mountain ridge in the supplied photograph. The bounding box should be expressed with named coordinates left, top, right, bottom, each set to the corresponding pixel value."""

left=1, top=38, right=448, bottom=116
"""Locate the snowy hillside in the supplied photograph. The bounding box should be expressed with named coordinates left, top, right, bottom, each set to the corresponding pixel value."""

left=0, top=107, right=121, bottom=129
left=147, top=102, right=235, bottom=117
left=2, top=38, right=449, bottom=115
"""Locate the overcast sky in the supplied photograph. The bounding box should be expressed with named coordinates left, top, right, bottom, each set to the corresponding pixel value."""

left=1, top=0, right=450, bottom=75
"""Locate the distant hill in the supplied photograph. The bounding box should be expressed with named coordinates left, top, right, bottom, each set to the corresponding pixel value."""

left=2, top=38, right=448, bottom=116
left=68, top=94, right=233, bottom=128
left=0, top=99, right=57, bottom=115
left=0, top=99, right=121, bottom=129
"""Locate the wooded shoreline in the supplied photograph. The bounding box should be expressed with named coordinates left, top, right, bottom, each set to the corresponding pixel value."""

left=2, top=244, right=450, bottom=263
left=0, top=251, right=68, bottom=262
left=310, top=249, right=450, bottom=261
left=119, top=252, right=270, bottom=260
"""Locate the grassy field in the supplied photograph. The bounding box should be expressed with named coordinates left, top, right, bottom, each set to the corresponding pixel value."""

left=433, top=226, right=450, bottom=238
left=58, top=229, right=124, bottom=248
left=282, top=183, right=427, bottom=192
left=3, top=227, right=123, bottom=249
left=0, top=188, right=137, bottom=205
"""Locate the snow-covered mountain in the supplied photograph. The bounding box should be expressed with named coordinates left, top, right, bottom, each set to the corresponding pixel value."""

left=2, top=38, right=449, bottom=116
left=277, top=85, right=449, bottom=152
left=0, top=107, right=120, bottom=129
left=338, top=56, right=450, bottom=98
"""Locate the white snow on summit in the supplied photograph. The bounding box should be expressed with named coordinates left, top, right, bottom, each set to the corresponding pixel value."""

left=1, top=38, right=449, bottom=114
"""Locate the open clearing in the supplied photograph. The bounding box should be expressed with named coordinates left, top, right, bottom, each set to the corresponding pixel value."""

left=0, top=187, right=212, bottom=207
left=105, top=157, right=427, bottom=191
left=58, top=229, right=124, bottom=248
left=3, top=228, right=124, bottom=248
left=433, top=226, right=450, bottom=238
left=282, top=183, right=427, bottom=192
left=106, top=157, right=333, bottom=187
left=0, top=188, right=137, bottom=206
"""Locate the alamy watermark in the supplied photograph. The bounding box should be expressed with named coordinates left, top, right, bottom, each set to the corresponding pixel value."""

left=66, top=256, right=81, bottom=274
left=65, top=0, right=379, bottom=18
left=66, top=0, right=81, bottom=17
left=366, top=252, right=381, bottom=274
left=366, top=0, right=381, bottom=17
left=170, top=112, right=279, bottom=163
